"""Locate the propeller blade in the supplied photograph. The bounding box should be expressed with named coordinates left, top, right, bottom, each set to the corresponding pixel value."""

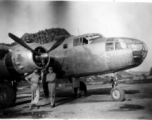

left=47, top=37, right=65, bottom=53
left=8, top=33, right=40, bottom=55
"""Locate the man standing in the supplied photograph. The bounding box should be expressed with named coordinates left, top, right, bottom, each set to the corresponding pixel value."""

left=46, top=67, right=57, bottom=108
left=25, top=68, right=41, bottom=110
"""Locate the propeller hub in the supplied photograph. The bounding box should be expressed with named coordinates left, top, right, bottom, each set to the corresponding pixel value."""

left=40, top=53, right=49, bottom=59
left=33, top=47, right=49, bottom=68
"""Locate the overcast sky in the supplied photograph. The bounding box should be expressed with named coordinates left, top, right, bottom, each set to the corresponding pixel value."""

left=0, top=1, right=152, bottom=72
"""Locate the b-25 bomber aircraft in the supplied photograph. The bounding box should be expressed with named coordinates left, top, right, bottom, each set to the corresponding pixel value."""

left=0, top=32, right=148, bottom=108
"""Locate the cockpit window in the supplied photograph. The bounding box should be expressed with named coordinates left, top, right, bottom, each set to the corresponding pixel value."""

left=73, top=33, right=103, bottom=46
left=125, top=39, right=134, bottom=49
left=85, top=34, right=102, bottom=41
left=115, top=42, right=127, bottom=50
left=73, top=38, right=80, bottom=46
left=106, top=42, right=114, bottom=51
left=73, top=37, right=88, bottom=46
left=115, top=42, right=122, bottom=50
left=82, top=38, right=88, bottom=45
left=106, top=38, right=127, bottom=51
left=115, top=39, right=127, bottom=50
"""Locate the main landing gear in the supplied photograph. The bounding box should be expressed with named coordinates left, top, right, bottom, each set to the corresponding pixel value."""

left=71, top=77, right=87, bottom=98
left=0, top=79, right=18, bottom=108
left=0, top=83, right=16, bottom=108
left=110, top=74, right=125, bottom=101
left=79, top=81, right=87, bottom=97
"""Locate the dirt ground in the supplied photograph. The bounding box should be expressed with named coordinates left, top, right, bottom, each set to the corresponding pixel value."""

left=1, top=81, right=152, bottom=119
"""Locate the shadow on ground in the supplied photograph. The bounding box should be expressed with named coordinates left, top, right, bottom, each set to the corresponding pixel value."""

left=0, top=110, right=51, bottom=119
left=109, top=104, right=145, bottom=112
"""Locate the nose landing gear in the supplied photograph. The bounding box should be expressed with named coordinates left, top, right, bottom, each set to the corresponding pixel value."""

left=110, top=73, right=125, bottom=101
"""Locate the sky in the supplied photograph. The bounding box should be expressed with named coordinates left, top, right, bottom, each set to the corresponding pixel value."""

left=0, top=1, right=152, bottom=72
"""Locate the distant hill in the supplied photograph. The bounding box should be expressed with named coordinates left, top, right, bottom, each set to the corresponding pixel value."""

left=0, top=28, right=71, bottom=47
left=99, top=71, right=133, bottom=78
left=127, top=70, right=149, bottom=76
left=21, top=28, right=71, bottom=44
left=117, top=71, right=134, bottom=77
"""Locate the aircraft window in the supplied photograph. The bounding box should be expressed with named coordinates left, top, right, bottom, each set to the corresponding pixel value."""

left=106, top=38, right=114, bottom=42
left=85, top=34, right=102, bottom=41
left=127, top=44, right=133, bottom=49
left=73, top=38, right=81, bottom=46
left=116, top=38, right=125, bottom=42
left=73, top=37, right=88, bottom=46
left=115, top=42, right=122, bottom=50
left=125, top=39, right=135, bottom=44
left=115, top=42, right=127, bottom=50
left=82, top=38, right=88, bottom=45
left=132, top=43, right=143, bottom=51
left=106, top=42, right=114, bottom=51
left=63, top=44, right=68, bottom=49
left=125, top=39, right=135, bottom=49
left=91, top=35, right=101, bottom=39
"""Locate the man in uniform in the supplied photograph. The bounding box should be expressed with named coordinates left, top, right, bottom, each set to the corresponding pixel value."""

left=25, top=68, right=41, bottom=110
left=46, top=67, right=57, bottom=108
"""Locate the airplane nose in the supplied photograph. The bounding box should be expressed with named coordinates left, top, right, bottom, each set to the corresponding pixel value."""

left=126, top=39, right=148, bottom=65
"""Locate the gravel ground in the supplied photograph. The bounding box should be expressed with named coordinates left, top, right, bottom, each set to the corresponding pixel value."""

left=1, top=82, right=152, bottom=119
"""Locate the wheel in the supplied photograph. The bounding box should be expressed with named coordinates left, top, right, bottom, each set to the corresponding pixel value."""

left=0, top=84, right=16, bottom=108
left=110, top=87, right=125, bottom=101
left=79, top=81, right=87, bottom=96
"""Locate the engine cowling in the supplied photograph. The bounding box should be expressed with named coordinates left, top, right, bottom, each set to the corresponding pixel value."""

left=10, top=45, right=39, bottom=74
left=0, top=44, right=50, bottom=79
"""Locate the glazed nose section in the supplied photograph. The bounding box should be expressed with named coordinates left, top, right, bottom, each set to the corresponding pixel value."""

left=131, top=39, right=148, bottom=65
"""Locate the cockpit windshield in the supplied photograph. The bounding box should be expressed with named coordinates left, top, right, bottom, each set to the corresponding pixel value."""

left=85, top=34, right=102, bottom=41
left=106, top=38, right=127, bottom=51
left=115, top=39, right=127, bottom=50
left=105, top=38, right=148, bottom=64
left=73, top=33, right=103, bottom=46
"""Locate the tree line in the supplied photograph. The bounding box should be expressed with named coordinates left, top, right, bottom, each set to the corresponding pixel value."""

left=0, top=28, right=71, bottom=47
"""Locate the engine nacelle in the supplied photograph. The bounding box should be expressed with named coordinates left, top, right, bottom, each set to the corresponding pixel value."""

left=11, top=45, right=38, bottom=74
left=0, top=43, right=50, bottom=79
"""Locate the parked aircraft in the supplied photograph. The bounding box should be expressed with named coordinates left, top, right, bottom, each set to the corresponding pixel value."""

left=0, top=32, right=148, bottom=108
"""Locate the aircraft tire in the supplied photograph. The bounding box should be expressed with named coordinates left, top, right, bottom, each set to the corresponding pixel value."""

left=0, top=84, right=16, bottom=108
left=110, top=87, right=125, bottom=101
left=80, top=81, right=87, bottom=97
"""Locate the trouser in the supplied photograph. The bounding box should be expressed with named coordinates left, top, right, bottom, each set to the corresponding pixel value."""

left=48, top=82, right=56, bottom=105
left=31, top=83, right=40, bottom=105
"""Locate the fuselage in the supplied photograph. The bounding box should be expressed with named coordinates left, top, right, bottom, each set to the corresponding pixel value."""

left=44, top=33, right=148, bottom=78
left=0, top=33, right=148, bottom=80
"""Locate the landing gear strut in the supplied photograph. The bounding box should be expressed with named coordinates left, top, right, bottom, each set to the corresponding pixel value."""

left=110, top=73, right=125, bottom=101
left=79, top=81, right=87, bottom=97
left=71, top=77, right=87, bottom=98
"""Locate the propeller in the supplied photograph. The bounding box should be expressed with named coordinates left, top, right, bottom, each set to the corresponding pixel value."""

left=8, top=33, right=40, bottom=55
left=47, top=36, right=65, bottom=52
left=8, top=32, right=66, bottom=97
left=8, top=33, right=65, bottom=63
